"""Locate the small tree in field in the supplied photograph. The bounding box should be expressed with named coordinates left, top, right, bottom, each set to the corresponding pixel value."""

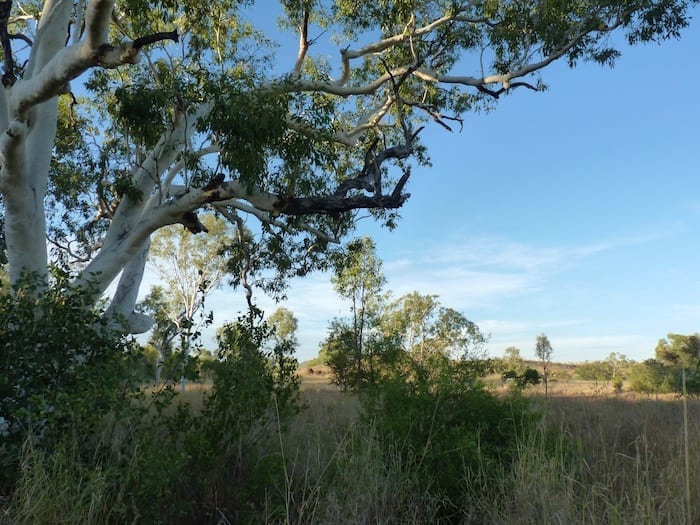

left=267, top=307, right=299, bottom=347
left=535, top=333, right=553, bottom=397
left=330, top=237, right=386, bottom=390
left=653, top=333, right=700, bottom=394
left=502, top=346, right=525, bottom=374
left=138, top=213, right=233, bottom=384
left=320, top=320, right=357, bottom=391
left=382, top=291, right=486, bottom=363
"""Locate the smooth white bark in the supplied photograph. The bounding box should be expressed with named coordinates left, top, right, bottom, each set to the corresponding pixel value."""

left=105, top=240, right=153, bottom=333
left=0, top=0, right=154, bottom=287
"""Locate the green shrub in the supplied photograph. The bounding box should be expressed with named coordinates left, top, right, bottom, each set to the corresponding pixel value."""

left=1, top=281, right=302, bottom=524
left=627, top=359, right=675, bottom=395
left=575, top=360, right=613, bottom=381
left=154, top=311, right=302, bottom=523
left=0, top=272, right=142, bottom=490
left=363, top=355, right=534, bottom=522
left=502, top=367, right=541, bottom=393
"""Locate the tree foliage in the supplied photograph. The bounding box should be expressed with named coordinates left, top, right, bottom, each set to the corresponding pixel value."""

left=502, top=367, right=541, bottom=393
left=323, top=246, right=487, bottom=390
left=328, top=236, right=386, bottom=389
left=575, top=353, right=632, bottom=384
left=0, top=0, right=693, bottom=336
left=267, top=307, right=299, bottom=347
left=629, top=333, right=700, bottom=395
left=655, top=333, right=700, bottom=369
left=383, top=290, right=486, bottom=362
left=147, top=214, right=233, bottom=328
left=136, top=213, right=232, bottom=381
left=626, top=334, right=700, bottom=395
left=627, top=358, right=675, bottom=395
left=497, top=346, right=524, bottom=373
left=0, top=272, right=141, bottom=489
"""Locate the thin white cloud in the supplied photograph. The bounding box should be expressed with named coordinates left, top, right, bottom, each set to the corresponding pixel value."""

left=388, top=268, right=537, bottom=310
left=393, top=237, right=563, bottom=272
left=571, top=226, right=685, bottom=258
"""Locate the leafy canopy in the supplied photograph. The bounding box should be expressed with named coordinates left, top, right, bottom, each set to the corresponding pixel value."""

left=0, top=0, right=695, bottom=327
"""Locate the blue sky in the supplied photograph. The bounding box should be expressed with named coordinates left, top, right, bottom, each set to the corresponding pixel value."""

left=153, top=8, right=700, bottom=364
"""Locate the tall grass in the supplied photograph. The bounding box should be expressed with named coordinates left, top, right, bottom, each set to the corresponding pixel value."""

left=3, top=382, right=700, bottom=524
left=483, top=397, right=700, bottom=524
left=265, top=388, right=442, bottom=524
left=270, top=390, right=700, bottom=524
left=2, top=439, right=118, bottom=525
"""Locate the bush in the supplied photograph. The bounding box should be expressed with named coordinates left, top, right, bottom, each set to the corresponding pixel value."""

left=627, top=359, right=675, bottom=395
left=1, top=282, right=303, bottom=524
left=502, top=367, right=541, bottom=392
left=145, top=311, right=303, bottom=523
left=0, top=272, right=142, bottom=490
left=575, top=360, right=613, bottom=381
left=363, top=355, right=534, bottom=522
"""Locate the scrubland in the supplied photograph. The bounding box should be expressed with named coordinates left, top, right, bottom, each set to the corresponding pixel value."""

left=3, top=371, right=699, bottom=524
left=276, top=373, right=700, bottom=524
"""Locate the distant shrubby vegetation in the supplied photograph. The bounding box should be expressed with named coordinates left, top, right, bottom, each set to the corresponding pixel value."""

left=627, top=334, right=700, bottom=395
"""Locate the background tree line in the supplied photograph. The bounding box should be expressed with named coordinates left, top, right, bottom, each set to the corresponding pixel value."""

left=319, top=237, right=488, bottom=391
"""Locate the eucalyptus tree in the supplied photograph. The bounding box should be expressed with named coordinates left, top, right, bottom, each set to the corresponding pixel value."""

left=330, top=236, right=386, bottom=389
left=384, top=291, right=486, bottom=363
left=148, top=213, right=232, bottom=337
left=655, top=333, right=700, bottom=369
left=267, top=307, right=298, bottom=348
left=535, top=333, right=553, bottom=397
left=654, top=333, right=700, bottom=393
left=0, top=0, right=695, bottom=338
left=384, top=291, right=439, bottom=364
left=138, top=213, right=233, bottom=382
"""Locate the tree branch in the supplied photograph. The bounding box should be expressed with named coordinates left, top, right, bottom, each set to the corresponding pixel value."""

left=0, top=1, right=16, bottom=87
left=334, top=7, right=494, bottom=87
left=105, top=239, right=153, bottom=334
left=293, top=10, right=309, bottom=74
left=213, top=200, right=339, bottom=244
left=132, top=30, right=179, bottom=50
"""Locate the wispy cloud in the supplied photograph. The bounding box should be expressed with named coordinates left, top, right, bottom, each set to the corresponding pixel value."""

left=381, top=229, right=679, bottom=311
left=570, top=226, right=685, bottom=258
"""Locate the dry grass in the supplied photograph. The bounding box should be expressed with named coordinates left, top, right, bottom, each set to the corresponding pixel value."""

left=5, top=370, right=700, bottom=524
left=487, top=395, right=700, bottom=524
left=285, top=373, right=700, bottom=524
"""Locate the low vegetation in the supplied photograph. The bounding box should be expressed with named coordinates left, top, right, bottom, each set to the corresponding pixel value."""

left=2, top=280, right=699, bottom=524
left=3, top=364, right=699, bottom=523
left=4, top=369, right=700, bottom=524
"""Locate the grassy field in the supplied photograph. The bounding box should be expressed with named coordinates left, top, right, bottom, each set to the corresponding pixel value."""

left=286, top=369, right=700, bottom=524
left=3, top=369, right=699, bottom=524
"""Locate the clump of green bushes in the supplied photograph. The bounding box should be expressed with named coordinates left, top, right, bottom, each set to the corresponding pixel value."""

left=0, top=275, right=301, bottom=524
left=363, top=354, right=537, bottom=523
